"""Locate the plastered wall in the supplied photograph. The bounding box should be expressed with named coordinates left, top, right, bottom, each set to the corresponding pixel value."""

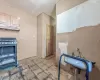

left=67, top=24, right=100, bottom=69
left=56, top=0, right=100, bottom=79
left=0, top=1, right=37, bottom=60
left=56, top=0, right=87, bottom=15
left=37, top=13, right=56, bottom=58
left=56, top=25, right=100, bottom=80
left=37, top=13, right=51, bottom=58
left=57, top=0, right=100, bottom=33
left=37, top=13, right=43, bottom=57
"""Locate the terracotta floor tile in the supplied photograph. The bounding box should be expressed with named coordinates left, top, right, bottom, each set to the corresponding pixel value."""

left=0, top=56, right=72, bottom=80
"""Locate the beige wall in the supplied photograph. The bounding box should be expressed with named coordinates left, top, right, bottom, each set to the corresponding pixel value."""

left=56, top=0, right=87, bottom=15
left=43, top=13, right=51, bottom=57
left=37, top=13, right=51, bottom=58
left=56, top=0, right=100, bottom=79
left=43, top=14, right=56, bottom=56
left=51, top=5, right=56, bottom=19
left=0, top=2, right=37, bottom=60
left=56, top=0, right=100, bottom=67
left=37, top=13, right=56, bottom=58
left=56, top=29, right=100, bottom=79
left=56, top=25, right=100, bottom=79
left=37, top=13, right=43, bottom=57
left=57, top=25, right=100, bottom=68
left=68, top=25, right=100, bottom=68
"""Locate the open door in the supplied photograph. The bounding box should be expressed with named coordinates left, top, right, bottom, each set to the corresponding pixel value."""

left=46, top=25, right=53, bottom=57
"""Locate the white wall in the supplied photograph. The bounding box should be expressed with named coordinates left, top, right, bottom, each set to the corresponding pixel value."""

left=57, top=0, right=100, bottom=33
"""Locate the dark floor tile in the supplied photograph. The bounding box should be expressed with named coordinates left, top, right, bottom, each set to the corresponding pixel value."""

left=0, top=56, right=72, bottom=80
left=37, top=72, right=48, bottom=80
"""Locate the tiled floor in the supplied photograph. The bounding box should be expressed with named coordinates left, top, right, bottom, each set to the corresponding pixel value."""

left=0, top=56, right=72, bottom=80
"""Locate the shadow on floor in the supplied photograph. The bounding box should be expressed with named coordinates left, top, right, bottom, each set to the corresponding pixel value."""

left=90, top=66, right=100, bottom=80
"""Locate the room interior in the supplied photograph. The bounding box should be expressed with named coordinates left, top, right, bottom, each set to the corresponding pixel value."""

left=0, top=0, right=100, bottom=80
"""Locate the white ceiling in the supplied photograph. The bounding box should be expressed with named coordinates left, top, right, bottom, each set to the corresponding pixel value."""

left=3, top=0, right=56, bottom=16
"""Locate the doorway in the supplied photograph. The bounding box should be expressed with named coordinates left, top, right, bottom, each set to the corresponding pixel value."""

left=46, top=25, right=54, bottom=57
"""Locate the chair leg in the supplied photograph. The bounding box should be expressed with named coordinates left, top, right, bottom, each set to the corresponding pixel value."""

left=18, top=66, right=25, bottom=80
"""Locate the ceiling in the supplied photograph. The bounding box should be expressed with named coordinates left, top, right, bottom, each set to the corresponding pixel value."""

left=3, top=0, right=56, bottom=16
